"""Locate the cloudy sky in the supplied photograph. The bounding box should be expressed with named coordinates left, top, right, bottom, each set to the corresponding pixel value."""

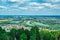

left=0, top=0, right=60, bottom=15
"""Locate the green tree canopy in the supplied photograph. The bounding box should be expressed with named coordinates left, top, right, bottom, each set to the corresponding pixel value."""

left=20, top=33, right=27, bottom=40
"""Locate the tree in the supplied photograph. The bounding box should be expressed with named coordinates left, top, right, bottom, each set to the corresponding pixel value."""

left=58, top=35, right=60, bottom=40
left=0, top=27, right=7, bottom=40
left=24, top=29, right=30, bottom=40
left=30, top=26, right=41, bottom=40
left=40, top=30, right=56, bottom=40
left=50, top=31, right=58, bottom=40
left=20, top=33, right=27, bottom=40
left=30, top=33, right=36, bottom=40
left=16, top=28, right=24, bottom=40
left=9, top=28, right=17, bottom=40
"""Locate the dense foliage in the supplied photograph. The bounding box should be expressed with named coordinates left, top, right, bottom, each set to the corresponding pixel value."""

left=0, top=27, right=60, bottom=40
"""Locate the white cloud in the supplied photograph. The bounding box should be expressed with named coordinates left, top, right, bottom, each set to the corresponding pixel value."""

left=8, top=0, right=29, bottom=3
left=1, top=0, right=30, bottom=5
left=1, top=0, right=7, bottom=2
left=26, top=2, right=60, bottom=9
left=8, top=2, right=60, bottom=11
left=51, top=0, right=60, bottom=2
left=26, top=2, right=44, bottom=9
left=41, top=3, right=60, bottom=9
left=9, top=2, right=44, bottom=10
left=43, top=0, right=60, bottom=2
left=8, top=0, right=29, bottom=4
left=0, top=6, right=7, bottom=9
left=51, top=5, right=60, bottom=9
left=0, top=0, right=60, bottom=10
left=8, top=0, right=18, bottom=2
left=29, top=2, right=40, bottom=6
left=19, top=7, right=28, bottom=10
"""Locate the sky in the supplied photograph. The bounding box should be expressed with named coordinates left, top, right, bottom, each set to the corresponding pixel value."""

left=0, top=0, right=60, bottom=15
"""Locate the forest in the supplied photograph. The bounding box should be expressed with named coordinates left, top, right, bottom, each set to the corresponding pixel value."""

left=0, top=26, right=60, bottom=40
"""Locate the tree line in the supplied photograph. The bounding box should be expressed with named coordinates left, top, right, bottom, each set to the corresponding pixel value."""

left=0, top=26, right=60, bottom=40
